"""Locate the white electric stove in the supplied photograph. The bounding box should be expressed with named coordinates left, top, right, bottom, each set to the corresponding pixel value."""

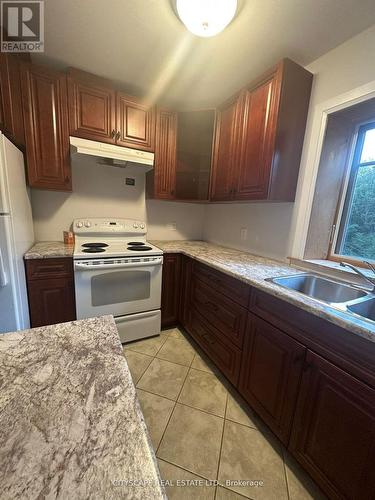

left=73, top=218, right=163, bottom=343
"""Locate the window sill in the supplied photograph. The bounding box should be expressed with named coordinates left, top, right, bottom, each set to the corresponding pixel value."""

left=289, top=257, right=374, bottom=289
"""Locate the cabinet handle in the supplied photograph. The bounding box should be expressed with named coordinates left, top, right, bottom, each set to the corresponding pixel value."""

left=202, top=333, right=215, bottom=345
left=205, top=300, right=219, bottom=312
left=116, top=131, right=121, bottom=141
left=303, top=361, right=312, bottom=372
left=111, top=129, right=116, bottom=139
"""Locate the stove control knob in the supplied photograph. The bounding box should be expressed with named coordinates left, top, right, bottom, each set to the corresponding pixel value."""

left=133, top=223, right=139, bottom=229
left=76, top=221, right=83, bottom=228
left=84, top=221, right=91, bottom=228
left=140, top=223, right=145, bottom=229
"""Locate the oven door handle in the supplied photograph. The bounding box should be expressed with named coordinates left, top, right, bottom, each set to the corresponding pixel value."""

left=74, top=258, right=163, bottom=271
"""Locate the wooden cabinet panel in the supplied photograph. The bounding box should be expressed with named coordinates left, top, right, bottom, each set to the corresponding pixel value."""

left=116, top=93, right=155, bottom=151
left=210, top=59, right=312, bottom=202
left=21, top=63, right=71, bottom=191
left=161, top=253, right=181, bottom=328
left=187, top=306, right=242, bottom=386
left=192, top=260, right=250, bottom=307
left=178, top=255, right=193, bottom=327
left=190, top=275, right=247, bottom=348
left=0, top=53, right=27, bottom=147
left=290, top=351, right=375, bottom=499
left=67, top=68, right=116, bottom=144
left=148, top=109, right=177, bottom=199
left=210, top=95, right=240, bottom=201
left=239, top=314, right=306, bottom=444
left=25, top=257, right=76, bottom=328
left=235, top=77, right=279, bottom=200
left=27, top=277, right=76, bottom=328
left=25, top=258, right=73, bottom=281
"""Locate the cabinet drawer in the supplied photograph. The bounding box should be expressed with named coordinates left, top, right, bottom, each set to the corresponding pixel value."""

left=187, top=306, right=242, bottom=386
left=190, top=276, right=247, bottom=348
left=192, top=261, right=250, bottom=307
left=25, top=258, right=73, bottom=281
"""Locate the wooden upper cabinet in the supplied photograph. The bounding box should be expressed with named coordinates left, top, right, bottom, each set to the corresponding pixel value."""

left=116, top=93, right=155, bottom=151
left=21, top=63, right=71, bottom=191
left=210, top=59, right=313, bottom=202
left=147, top=108, right=177, bottom=199
left=239, top=314, right=306, bottom=445
left=290, top=351, right=375, bottom=499
left=67, top=69, right=155, bottom=150
left=235, top=76, right=279, bottom=200
left=67, top=68, right=116, bottom=144
left=210, top=95, right=240, bottom=201
left=0, top=53, right=29, bottom=148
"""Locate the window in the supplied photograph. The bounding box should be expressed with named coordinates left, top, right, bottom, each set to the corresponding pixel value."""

left=333, top=122, right=375, bottom=262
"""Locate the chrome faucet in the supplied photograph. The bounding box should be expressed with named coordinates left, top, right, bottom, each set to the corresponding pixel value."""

left=340, top=261, right=375, bottom=293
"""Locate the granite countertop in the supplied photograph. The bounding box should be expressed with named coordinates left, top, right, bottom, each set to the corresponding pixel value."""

left=152, top=240, right=375, bottom=342
left=24, top=241, right=74, bottom=259
left=0, top=316, right=166, bottom=499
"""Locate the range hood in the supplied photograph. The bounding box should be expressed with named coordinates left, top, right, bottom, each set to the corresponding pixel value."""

left=70, top=137, right=154, bottom=171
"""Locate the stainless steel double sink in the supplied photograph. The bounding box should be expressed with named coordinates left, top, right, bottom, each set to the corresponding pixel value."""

left=266, top=273, right=375, bottom=323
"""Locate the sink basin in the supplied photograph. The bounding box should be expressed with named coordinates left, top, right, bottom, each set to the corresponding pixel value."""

left=347, top=298, right=375, bottom=321
left=267, top=274, right=368, bottom=304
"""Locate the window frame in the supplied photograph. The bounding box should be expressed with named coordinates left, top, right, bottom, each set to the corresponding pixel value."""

left=328, top=121, right=375, bottom=266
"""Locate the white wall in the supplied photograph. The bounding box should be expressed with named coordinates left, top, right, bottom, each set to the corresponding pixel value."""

left=31, top=155, right=204, bottom=241
left=203, top=24, right=375, bottom=262
left=289, top=23, right=375, bottom=258
left=203, top=203, right=294, bottom=261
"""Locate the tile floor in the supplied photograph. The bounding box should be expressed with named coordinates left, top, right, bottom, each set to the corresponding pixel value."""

left=123, top=327, right=326, bottom=500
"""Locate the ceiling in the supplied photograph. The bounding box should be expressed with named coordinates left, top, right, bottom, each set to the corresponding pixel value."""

left=33, top=0, right=375, bottom=107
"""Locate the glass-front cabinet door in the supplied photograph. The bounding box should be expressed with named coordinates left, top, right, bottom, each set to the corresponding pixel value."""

left=175, top=110, right=215, bottom=201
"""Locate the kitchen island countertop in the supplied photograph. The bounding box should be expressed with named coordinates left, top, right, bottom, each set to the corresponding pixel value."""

left=0, top=315, right=165, bottom=499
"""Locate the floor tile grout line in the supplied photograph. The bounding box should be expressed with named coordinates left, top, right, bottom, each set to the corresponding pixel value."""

left=158, top=457, right=218, bottom=485
left=282, top=448, right=292, bottom=500
left=154, top=353, right=192, bottom=456
left=215, top=389, right=228, bottom=488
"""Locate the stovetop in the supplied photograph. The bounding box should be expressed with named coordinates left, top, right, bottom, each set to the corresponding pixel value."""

left=73, top=217, right=163, bottom=259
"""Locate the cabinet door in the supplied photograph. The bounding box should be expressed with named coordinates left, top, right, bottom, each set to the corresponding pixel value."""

left=0, top=53, right=26, bottom=147
left=67, top=69, right=116, bottom=144
left=187, top=306, right=242, bottom=386
left=175, top=110, right=215, bottom=201
left=239, top=314, right=305, bottom=444
left=161, top=254, right=181, bottom=328
left=28, top=277, right=76, bottom=328
left=210, top=95, right=240, bottom=201
left=21, top=63, right=71, bottom=191
left=290, top=351, right=375, bottom=500
left=150, top=109, right=177, bottom=199
left=234, top=75, right=280, bottom=200
left=116, top=92, right=155, bottom=151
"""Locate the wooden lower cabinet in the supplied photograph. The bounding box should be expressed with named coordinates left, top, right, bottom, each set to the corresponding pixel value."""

left=25, top=258, right=76, bottom=328
left=187, top=306, right=242, bottom=386
left=239, top=314, right=306, bottom=445
left=163, top=254, right=375, bottom=498
left=161, top=254, right=181, bottom=328
left=289, top=351, right=375, bottom=500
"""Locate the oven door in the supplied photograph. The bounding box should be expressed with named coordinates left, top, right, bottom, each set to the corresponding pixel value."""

left=74, top=256, right=163, bottom=319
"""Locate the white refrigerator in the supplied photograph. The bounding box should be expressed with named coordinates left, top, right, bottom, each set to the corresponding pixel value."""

left=0, top=132, right=34, bottom=333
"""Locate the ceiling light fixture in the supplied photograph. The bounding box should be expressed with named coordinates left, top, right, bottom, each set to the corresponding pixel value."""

left=176, top=0, right=238, bottom=38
